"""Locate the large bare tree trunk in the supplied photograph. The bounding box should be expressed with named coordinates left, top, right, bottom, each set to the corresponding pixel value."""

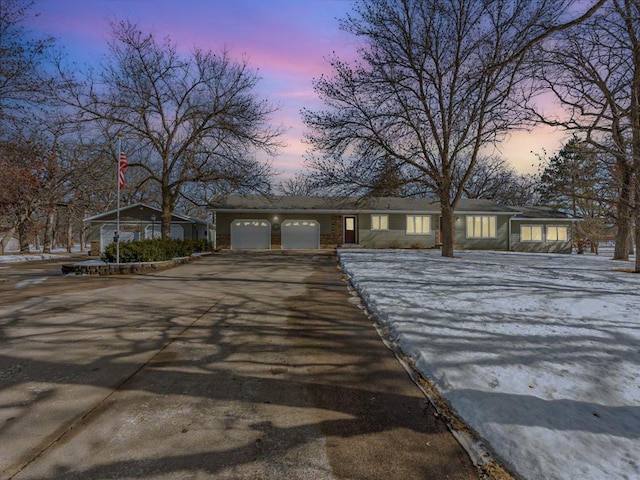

left=66, top=214, right=73, bottom=253
left=80, top=214, right=87, bottom=252
left=632, top=27, right=640, bottom=273
left=18, top=217, right=29, bottom=253
left=42, top=205, right=54, bottom=254
left=635, top=175, right=640, bottom=272
left=440, top=202, right=455, bottom=258
left=614, top=160, right=632, bottom=260
left=635, top=205, right=640, bottom=273
left=161, top=188, right=176, bottom=240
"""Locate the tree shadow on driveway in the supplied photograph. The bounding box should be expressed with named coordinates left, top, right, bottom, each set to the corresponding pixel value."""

left=1, top=251, right=478, bottom=480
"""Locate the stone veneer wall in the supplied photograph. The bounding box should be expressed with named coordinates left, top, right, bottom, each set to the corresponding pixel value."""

left=329, top=214, right=343, bottom=245
left=62, top=254, right=205, bottom=275
left=216, top=234, right=231, bottom=249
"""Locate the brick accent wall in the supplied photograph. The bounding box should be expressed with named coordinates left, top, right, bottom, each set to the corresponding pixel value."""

left=271, top=233, right=282, bottom=248
left=330, top=214, right=343, bottom=245
left=216, top=234, right=230, bottom=249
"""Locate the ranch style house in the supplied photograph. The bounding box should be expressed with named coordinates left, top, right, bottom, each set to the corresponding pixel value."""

left=209, top=195, right=578, bottom=254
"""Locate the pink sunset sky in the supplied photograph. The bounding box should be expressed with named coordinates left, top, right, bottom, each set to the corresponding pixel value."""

left=27, top=0, right=566, bottom=178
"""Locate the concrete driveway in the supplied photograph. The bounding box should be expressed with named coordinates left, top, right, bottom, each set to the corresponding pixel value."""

left=0, top=251, right=478, bottom=479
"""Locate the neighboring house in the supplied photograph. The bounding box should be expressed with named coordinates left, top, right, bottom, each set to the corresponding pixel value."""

left=209, top=195, right=579, bottom=253
left=84, top=203, right=209, bottom=253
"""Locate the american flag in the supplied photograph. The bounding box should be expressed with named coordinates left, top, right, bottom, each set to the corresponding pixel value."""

left=118, top=152, right=128, bottom=189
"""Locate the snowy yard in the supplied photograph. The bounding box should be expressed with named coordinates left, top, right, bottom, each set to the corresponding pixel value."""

left=338, top=249, right=640, bottom=480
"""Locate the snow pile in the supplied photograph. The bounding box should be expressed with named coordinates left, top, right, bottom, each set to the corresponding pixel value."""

left=0, top=246, right=90, bottom=263
left=0, top=253, right=60, bottom=263
left=339, top=249, right=640, bottom=480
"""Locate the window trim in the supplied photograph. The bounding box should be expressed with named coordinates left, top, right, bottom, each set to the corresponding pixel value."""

left=371, top=214, right=389, bottom=231
left=466, top=215, right=497, bottom=239
left=520, top=224, right=543, bottom=243
left=546, top=225, right=569, bottom=242
left=406, top=215, right=431, bottom=235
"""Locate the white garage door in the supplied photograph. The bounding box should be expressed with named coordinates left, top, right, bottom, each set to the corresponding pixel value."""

left=281, top=220, right=320, bottom=249
left=231, top=219, right=271, bottom=249
left=100, top=224, right=135, bottom=251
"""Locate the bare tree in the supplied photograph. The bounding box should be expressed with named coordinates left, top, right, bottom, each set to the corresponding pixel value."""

left=0, top=134, right=54, bottom=253
left=458, top=155, right=538, bottom=207
left=277, top=173, right=322, bottom=197
left=0, top=0, right=60, bottom=252
left=533, top=0, right=639, bottom=264
left=53, top=20, right=283, bottom=239
left=0, top=0, right=55, bottom=132
left=303, top=0, right=605, bottom=257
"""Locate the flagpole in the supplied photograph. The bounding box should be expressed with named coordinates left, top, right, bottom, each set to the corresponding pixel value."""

left=116, top=136, right=121, bottom=264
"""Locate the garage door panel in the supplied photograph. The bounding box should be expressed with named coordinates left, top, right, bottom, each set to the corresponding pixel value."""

left=231, top=219, right=271, bottom=249
left=281, top=220, right=320, bottom=249
left=100, top=225, right=135, bottom=252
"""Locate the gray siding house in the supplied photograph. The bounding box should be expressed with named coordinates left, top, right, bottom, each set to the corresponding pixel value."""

left=509, top=206, right=578, bottom=254
left=84, top=203, right=208, bottom=254
left=209, top=196, right=578, bottom=253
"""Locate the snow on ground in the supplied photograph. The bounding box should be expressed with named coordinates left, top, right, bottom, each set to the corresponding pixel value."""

left=0, top=253, right=64, bottom=263
left=0, top=246, right=90, bottom=264
left=338, top=249, right=640, bottom=480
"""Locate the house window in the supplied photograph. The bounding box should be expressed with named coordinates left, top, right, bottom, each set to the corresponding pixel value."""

left=521, top=225, right=543, bottom=242
left=345, top=217, right=355, bottom=230
left=547, top=225, right=568, bottom=241
left=466, top=215, right=497, bottom=238
left=406, top=215, right=431, bottom=234
left=371, top=214, right=389, bottom=230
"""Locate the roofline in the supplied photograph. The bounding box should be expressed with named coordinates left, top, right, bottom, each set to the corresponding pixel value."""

left=211, top=207, right=520, bottom=215
left=510, top=217, right=582, bottom=222
left=84, top=202, right=204, bottom=223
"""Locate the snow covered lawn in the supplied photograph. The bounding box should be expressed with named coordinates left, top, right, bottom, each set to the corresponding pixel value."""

left=338, top=249, right=640, bottom=480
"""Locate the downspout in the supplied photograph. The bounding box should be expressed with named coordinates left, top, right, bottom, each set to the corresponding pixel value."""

left=508, top=217, right=512, bottom=251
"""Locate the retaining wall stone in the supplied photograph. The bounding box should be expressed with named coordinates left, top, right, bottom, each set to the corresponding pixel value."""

left=61, top=253, right=209, bottom=276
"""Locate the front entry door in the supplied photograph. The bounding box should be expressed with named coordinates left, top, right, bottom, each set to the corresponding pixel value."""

left=344, top=216, right=357, bottom=244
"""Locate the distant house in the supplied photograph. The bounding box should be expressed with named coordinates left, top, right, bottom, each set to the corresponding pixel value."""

left=84, top=203, right=209, bottom=254
left=208, top=195, right=578, bottom=253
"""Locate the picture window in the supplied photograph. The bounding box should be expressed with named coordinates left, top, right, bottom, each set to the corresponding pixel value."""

left=371, top=214, right=389, bottom=231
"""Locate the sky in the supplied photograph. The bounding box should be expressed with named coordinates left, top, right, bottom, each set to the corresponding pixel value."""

left=25, top=0, right=565, bottom=178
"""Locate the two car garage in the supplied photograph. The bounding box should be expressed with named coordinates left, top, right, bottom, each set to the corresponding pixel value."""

left=230, top=219, right=321, bottom=249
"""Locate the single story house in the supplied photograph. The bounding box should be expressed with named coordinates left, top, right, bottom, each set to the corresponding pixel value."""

left=84, top=203, right=209, bottom=253
left=209, top=195, right=579, bottom=253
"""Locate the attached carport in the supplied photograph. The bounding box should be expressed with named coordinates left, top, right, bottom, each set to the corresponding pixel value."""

left=281, top=219, right=320, bottom=249
left=231, top=219, right=271, bottom=249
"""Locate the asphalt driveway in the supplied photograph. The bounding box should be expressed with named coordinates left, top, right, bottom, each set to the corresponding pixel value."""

left=0, top=251, right=478, bottom=479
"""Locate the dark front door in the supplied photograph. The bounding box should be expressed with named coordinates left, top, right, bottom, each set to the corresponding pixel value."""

left=344, top=216, right=357, bottom=244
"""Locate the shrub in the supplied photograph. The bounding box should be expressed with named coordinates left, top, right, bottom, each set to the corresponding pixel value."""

left=102, top=238, right=212, bottom=263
